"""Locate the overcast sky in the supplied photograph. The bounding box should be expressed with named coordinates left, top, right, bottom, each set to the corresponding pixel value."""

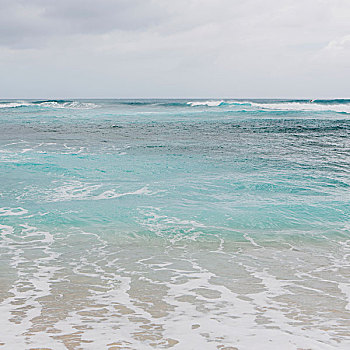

left=0, top=0, right=349, bottom=98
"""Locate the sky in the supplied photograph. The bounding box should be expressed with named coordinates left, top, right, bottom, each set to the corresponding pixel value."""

left=0, top=0, right=349, bottom=99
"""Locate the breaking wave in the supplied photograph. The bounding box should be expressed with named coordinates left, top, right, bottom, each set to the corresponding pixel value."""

left=249, top=101, right=350, bottom=114
left=2, top=99, right=350, bottom=113
left=0, top=100, right=99, bottom=109
left=0, top=101, right=33, bottom=108
left=186, top=99, right=350, bottom=114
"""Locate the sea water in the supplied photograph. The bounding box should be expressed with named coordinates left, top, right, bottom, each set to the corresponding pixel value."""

left=0, top=99, right=349, bottom=349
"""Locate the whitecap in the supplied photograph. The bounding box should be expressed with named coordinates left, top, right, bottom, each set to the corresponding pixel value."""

left=0, top=100, right=99, bottom=109
left=39, top=101, right=99, bottom=109
left=187, top=100, right=225, bottom=107
left=0, top=207, right=28, bottom=216
left=187, top=99, right=350, bottom=113
left=0, top=101, right=32, bottom=108
left=250, top=101, right=350, bottom=114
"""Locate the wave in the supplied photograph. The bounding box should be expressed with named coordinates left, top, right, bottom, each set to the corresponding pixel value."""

left=311, top=99, right=350, bottom=105
left=2, top=99, right=350, bottom=113
left=187, top=100, right=252, bottom=107
left=0, top=101, right=32, bottom=109
left=38, top=101, right=99, bottom=109
left=0, top=100, right=99, bottom=110
left=118, top=101, right=190, bottom=107
left=249, top=101, right=350, bottom=114
left=186, top=99, right=350, bottom=114
left=187, top=100, right=225, bottom=107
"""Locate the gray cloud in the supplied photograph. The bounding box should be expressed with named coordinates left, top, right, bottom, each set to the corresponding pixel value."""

left=0, top=0, right=165, bottom=47
left=0, top=0, right=349, bottom=98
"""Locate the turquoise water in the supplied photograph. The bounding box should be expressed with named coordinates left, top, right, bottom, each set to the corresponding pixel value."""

left=0, top=99, right=349, bottom=349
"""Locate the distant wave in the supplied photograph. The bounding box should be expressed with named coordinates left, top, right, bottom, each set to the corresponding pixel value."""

left=187, top=100, right=251, bottom=107
left=186, top=99, right=350, bottom=114
left=249, top=101, right=350, bottom=114
left=311, top=99, right=350, bottom=105
left=0, top=101, right=32, bottom=109
left=187, top=100, right=225, bottom=107
left=0, top=100, right=99, bottom=109
left=116, top=100, right=248, bottom=108
left=2, top=99, right=350, bottom=114
left=38, top=101, right=99, bottom=109
left=117, top=101, right=190, bottom=107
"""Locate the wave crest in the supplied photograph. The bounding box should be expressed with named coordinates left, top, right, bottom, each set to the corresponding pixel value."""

left=250, top=101, right=350, bottom=114
left=187, top=100, right=225, bottom=107
left=186, top=99, right=350, bottom=114
left=0, top=100, right=99, bottom=109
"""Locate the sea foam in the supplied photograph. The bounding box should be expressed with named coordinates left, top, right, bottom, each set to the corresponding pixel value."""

left=186, top=99, right=350, bottom=113
left=0, top=100, right=99, bottom=109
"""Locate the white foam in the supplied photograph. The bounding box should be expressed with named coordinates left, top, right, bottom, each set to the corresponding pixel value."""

left=0, top=207, right=28, bottom=216
left=187, top=99, right=350, bottom=113
left=0, top=222, right=62, bottom=348
left=1, top=230, right=349, bottom=349
left=0, top=101, right=32, bottom=108
left=0, top=224, right=14, bottom=234
left=48, top=181, right=102, bottom=202
left=338, top=283, right=350, bottom=311
left=187, top=100, right=225, bottom=107
left=39, top=101, right=99, bottom=109
left=138, top=209, right=206, bottom=242
left=47, top=181, right=152, bottom=202
left=250, top=101, right=350, bottom=114
left=1, top=205, right=349, bottom=349
left=95, top=186, right=152, bottom=200
left=0, top=101, right=99, bottom=109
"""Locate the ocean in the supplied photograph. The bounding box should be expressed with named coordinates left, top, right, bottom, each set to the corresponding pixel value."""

left=0, top=99, right=349, bottom=349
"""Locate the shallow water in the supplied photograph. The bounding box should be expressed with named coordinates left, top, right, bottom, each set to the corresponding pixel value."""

left=0, top=99, right=349, bottom=349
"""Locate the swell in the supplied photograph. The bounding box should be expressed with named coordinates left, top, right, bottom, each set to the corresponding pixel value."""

left=186, top=99, right=350, bottom=114
left=0, top=100, right=99, bottom=109
left=2, top=99, right=350, bottom=114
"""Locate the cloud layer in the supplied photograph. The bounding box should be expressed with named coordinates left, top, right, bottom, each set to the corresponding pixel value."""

left=0, top=0, right=349, bottom=98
